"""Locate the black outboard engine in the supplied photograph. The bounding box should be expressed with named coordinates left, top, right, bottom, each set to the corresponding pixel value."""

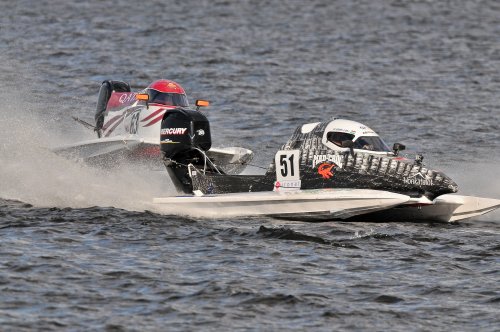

left=95, top=80, right=131, bottom=137
left=160, top=108, right=212, bottom=193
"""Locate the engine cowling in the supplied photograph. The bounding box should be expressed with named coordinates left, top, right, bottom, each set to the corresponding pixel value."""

left=160, top=108, right=211, bottom=159
left=160, top=108, right=212, bottom=193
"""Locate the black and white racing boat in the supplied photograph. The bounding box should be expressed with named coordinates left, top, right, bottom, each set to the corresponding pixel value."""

left=153, top=106, right=500, bottom=222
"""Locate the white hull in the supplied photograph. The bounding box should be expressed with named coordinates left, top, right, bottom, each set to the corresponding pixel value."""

left=53, top=136, right=253, bottom=173
left=153, top=189, right=411, bottom=219
left=373, top=194, right=500, bottom=222
left=153, top=190, right=500, bottom=222
left=447, top=195, right=500, bottom=221
left=53, top=136, right=144, bottom=159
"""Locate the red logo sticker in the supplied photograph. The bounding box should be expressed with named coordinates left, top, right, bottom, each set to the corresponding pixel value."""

left=318, top=163, right=335, bottom=179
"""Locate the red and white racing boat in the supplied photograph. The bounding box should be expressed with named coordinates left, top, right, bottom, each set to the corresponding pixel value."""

left=54, top=79, right=252, bottom=173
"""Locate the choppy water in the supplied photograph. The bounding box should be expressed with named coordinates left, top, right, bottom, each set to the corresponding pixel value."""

left=1, top=0, right=499, bottom=330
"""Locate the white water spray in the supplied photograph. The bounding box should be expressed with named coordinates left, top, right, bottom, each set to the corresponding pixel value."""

left=0, top=77, right=174, bottom=211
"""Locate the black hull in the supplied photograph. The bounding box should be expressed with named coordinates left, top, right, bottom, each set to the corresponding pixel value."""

left=187, top=150, right=457, bottom=199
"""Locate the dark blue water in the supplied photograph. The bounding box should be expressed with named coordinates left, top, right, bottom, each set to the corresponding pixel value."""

left=1, top=1, right=499, bottom=330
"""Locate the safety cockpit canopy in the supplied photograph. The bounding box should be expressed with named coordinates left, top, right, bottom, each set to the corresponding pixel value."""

left=148, top=90, right=189, bottom=107
left=146, top=79, right=189, bottom=107
left=321, top=119, right=391, bottom=153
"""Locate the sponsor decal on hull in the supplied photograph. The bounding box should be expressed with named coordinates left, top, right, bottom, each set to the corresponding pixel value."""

left=118, top=93, right=137, bottom=104
left=160, top=128, right=187, bottom=135
left=312, top=154, right=344, bottom=168
left=273, top=180, right=302, bottom=192
left=331, top=128, right=356, bottom=134
left=274, top=150, right=301, bottom=192
left=106, top=92, right=137, bottom=110
left=318, top=162, right=336, bottom=179
left=403, top=173, right=433, bottom=186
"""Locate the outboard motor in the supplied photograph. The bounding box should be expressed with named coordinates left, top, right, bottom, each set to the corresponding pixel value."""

left=95, top=80, right=131, bottom=137
left=160, top=108, right=212, bottom=193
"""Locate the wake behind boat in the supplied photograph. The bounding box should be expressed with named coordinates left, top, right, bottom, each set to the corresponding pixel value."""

left=152, top=105, right=500, bottom=222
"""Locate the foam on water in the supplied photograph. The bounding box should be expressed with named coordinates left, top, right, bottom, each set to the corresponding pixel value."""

left=0, top=75, right=174, bottom=211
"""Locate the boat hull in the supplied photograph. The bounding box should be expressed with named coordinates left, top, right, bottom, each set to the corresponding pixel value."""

left=153, top=189, right=411, bottom=220
left=53, top=137, right=253, bottom=173
left=153, top=190, right=500, bottom=222
left=353, top=195, right=500, bottom=222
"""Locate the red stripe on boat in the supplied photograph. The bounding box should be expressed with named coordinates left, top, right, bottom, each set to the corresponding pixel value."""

left=141, top=108, right=165, bottom=122
left=104, top=118, right=124, bottom=137
left=142, top=114, right=165, bottom=127
left=102, top=114, right=123, bottom=130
